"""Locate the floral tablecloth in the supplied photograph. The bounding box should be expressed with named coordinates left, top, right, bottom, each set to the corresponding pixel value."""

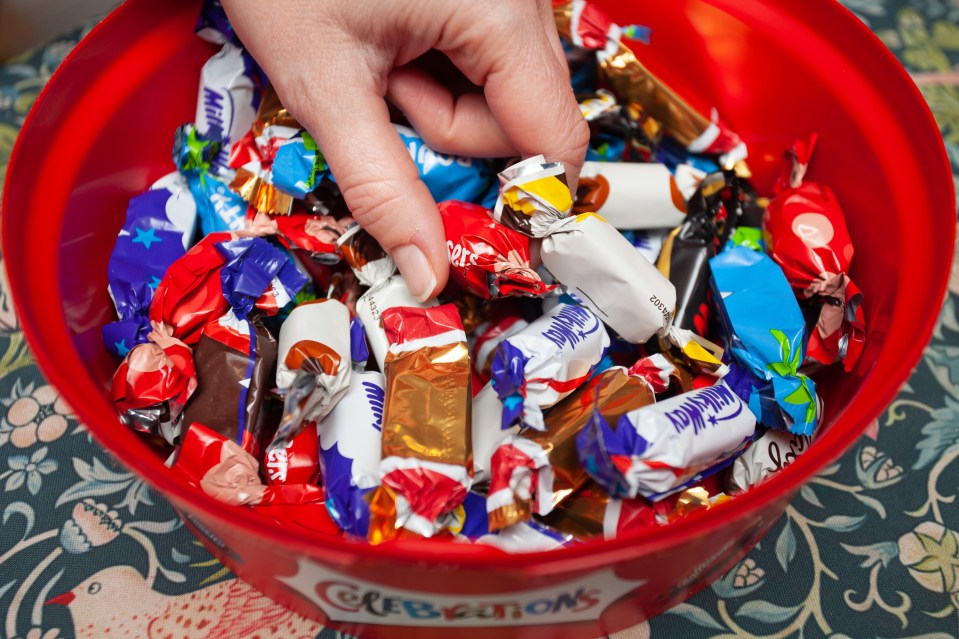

left=2, top=2, right=959, bottom=638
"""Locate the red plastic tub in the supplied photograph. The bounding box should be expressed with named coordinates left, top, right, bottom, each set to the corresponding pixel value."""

left=2, top=0, right=955, bottom=637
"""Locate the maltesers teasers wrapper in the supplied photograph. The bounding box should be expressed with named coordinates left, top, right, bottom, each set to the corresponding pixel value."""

left=554, top=0, right=747, bottom=167
left=490, top=302, right=610, bottom=431
left=710, top=246, right=820, bottom=436
left=578, top=380, right=756, bottom=501
left=575, top=161, right=687, bottom=230
left=112, top=322, right=197, bottom=445
left=728, top=429, right=813, bottom=493
left=369, top=305, right=473, bottom=541
left=266, top=300, right=353, bottom=453
left=174, top=124, right=249, bottom=234
left=765, top=135, right=866, bottom=371
left=103, top=173, right=197, bottom=358
left=337, top=223, right=438, bottom=371
left=439, top=200, right=557, bottom=299
left=487, top=366, right=655, bottom=530
left=318, top=370, right=385, bottom=537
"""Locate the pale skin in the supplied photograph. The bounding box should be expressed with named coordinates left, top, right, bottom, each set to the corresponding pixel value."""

left=221, top=0, right=590, bottom=301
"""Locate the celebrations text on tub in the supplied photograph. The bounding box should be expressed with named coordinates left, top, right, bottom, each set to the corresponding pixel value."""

left=279, top=556, right=646, bottom=627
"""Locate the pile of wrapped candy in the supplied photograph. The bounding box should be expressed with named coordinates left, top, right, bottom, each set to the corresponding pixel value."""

left=103, top=0, right=866, bottom=550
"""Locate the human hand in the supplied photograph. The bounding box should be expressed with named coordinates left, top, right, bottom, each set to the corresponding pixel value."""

left=221, top=0, right=589, bottom=301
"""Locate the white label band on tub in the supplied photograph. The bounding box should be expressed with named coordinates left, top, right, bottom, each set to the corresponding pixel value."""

left=278, top=556, right=646, bottom=627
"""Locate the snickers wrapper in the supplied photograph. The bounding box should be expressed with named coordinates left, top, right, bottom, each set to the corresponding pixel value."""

left=577, top=162, right=687, bottom=230
left=487, top=367, right=654, bottom=530
left=555, top=0, right=747, bottom=166
left=337, top=224, right=437, bottom=371
left=181, top=313, right=277, bottom=460
left=490, top=303, right=610, bottom=431
left=267, top=300, right=352, bottom=453
left=369, top=305, right=472, bottom=541
left=318, top=371, right=385, bottom=537
left=728, top=429, right=813, bottom=493
left=710, top=246, right=819, bottom=436
left=578, top=380, right=756, bottom=501
left=541, top=213, right=677, bottom=343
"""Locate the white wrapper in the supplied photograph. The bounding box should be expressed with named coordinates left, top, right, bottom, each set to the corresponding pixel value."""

left=471, top=383, right=521, bottom=487
left=357, top=277, right=438, bottom=372
left=476, top=522, right=573, bottom=552
left=580, top=162, right=687, bottom=229
left=541, top=214, right=676, bottom=343
left=491, top=303, right=610, bottom=431
left=593, top=381, right=756, bottom=500
left=630, top=228, right=669, bottom=264
left=729, top=430, right=813, bottom=493
left=318, top=371, right=384, bottom=493
left=196, top=42, right=259, bottom=178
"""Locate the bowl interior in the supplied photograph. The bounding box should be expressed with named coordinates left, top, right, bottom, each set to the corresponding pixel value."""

left=2, top=0, right=954, bottom=565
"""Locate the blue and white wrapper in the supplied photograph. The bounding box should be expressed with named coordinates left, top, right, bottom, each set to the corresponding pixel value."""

left=578, top=380, right=757, bottom=501
left=710, top=246, right=819, bottom=436
left=174, top=124, right=249, bottom=235
left=395, top=124, right=494, bottom=204
left=490, top=303, right=610, bottom=432
left=195, top=0, right=239, bottom=45
left=103, top=173, right=197, bottom=358
left=318, top=370, right=385, bottom=537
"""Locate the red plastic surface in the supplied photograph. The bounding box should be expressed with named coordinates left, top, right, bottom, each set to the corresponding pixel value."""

left=2, top=0, right=954, bottom=637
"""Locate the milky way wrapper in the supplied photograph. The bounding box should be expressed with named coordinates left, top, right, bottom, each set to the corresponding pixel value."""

left=576, top=162, right=687, bottom=229
left=103, top=173, right=196, bottom=358
left=266, top=300, right=352, bottom=453
left=728, top=429, right=813, bottom=493
left=487, top=366, right=655, bottom=530
left=490, top=303, right=610, bottom=432
left=337, top=223, right=437, bottom=371
left=440, top=200, right=557, bottom=299
left=710, top=246, right=820, bottom=436
left=112, top=323, right=197, bottom=446
left=368, top=305, right=472, bottom=542
left=765, top=135, right=866, bottom=371
left=319, top=370, right=385, bottom=537
left=555, top=0, right=747, bottom=167
left=578, top=380, right=756, bottom=501
left=540, top=213, right=677, bottom=343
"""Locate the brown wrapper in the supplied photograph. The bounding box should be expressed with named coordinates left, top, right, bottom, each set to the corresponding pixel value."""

left=486, top=366, right=655, bottom=531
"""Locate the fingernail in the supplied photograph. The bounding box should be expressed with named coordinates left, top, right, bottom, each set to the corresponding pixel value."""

left=392, top=244, right=437, bottom=303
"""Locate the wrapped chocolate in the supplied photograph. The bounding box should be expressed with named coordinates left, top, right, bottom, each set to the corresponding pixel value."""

left=575, top=162, right=687, bottom=229
left=487, top=367, right=654, bottom=530
left=476, top=521, right=579, bottom=552
left=765, top=135, right=866, bottom=371
left=710, top=246, right=819, bottom=436
left=194, top=0, right=239, bottom=45
left=492, top=157, right=677, bottom=343
left=586, top=102, right=662, bottom=163
left=174, top=124, right=249, bottom=234
left=472, top=314, right=529, bottom=386
left=112, top=322, right=197, bottom=445
left=439, top=200, right=556, bottom=299
left=578, top=380, right=756, bottom=501
left=267, top=300, right=353, bottom=453
left=336, top=223, right=437, bottom=371
left=728, top=429, right=813, bottom=493
left=172, top=423, right=340, bottom=536
left=471, top=383, right=517, bottom=487
left=264, top=425, right=321, bottom=486
left=318, top=370, right=385, bottom=537
left=539, top=481, right=667, bottom=540
left=490, top=303, right=610, bottom=431
left=368, top=305, right=472, bottom=541
left=623, top=229, right=668, bottom=265
left=628, top=352, right=692, bottom=396
left=395, top=125, right=495, bottom=205
left=555, top=0, right=747, bottom=167
left=271, top=130, right=329, bottom=199
left=103, top=173, right=197, bottom=357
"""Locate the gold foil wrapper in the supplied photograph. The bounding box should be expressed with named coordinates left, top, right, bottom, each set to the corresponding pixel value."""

left=539, top=482, right=611, bottom=539
left=669, top=487, right=730, bottom=521
left=229, top=168, right=294, bottom=216
left=380, top=341, right=473, bottom=468
left=489, top=367, right=655, bottom=530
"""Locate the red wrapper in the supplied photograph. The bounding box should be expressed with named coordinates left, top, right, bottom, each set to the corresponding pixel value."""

left=172, top=423, right=339, bottom=536
left=439, top=200, right=557, bottom=299
left=765, top=134, right=866, bottom=370
left=243, top=208, right=353, bottom=261
left=263, top=423, right=321, bottom=486
left=149, top=233, right=233, bottom=345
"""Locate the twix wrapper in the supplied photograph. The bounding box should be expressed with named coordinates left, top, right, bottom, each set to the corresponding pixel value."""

left=368, top=305, right=473, bottom=542
left=486, top=366, right=654, bottom=531
left=555, top=0, right=747, bottom=167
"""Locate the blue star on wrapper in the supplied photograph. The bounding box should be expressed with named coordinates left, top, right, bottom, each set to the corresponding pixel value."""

left=132, top=226, right=163, bottom=249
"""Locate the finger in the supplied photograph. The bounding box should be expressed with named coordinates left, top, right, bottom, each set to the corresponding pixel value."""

left=443, top=4, right=590, bottom=192
left=387, top=66, right=518, bottom=158
left=277, top=55, right=448, bottom=302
